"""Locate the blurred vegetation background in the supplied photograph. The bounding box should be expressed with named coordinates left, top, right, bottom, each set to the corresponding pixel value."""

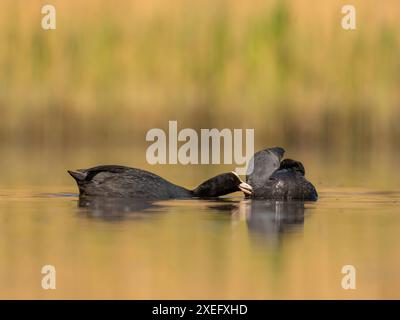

left=2, top=1, right=400, bottom=300
left=0, top=0, right=399, bottom=151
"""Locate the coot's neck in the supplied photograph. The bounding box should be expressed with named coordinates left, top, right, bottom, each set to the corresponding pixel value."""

left=167, top=183, right=193, bottom=198
left=191, top=174, right=238, bottom=198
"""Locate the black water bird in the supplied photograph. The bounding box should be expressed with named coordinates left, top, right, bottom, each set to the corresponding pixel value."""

left=68, top=165, right=252, bottom=199
left=246, top=147, right=318, bottom=201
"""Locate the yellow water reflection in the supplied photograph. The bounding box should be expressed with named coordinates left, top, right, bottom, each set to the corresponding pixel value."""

left=1, top=187, right=399, bottom=299
left=1, top=146, right=399, bottom=299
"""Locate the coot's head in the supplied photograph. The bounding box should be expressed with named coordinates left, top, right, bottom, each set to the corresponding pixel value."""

left=193, top=171, right=253, bottom=198
left=279, top=159, right=305, bottom=175
left=229, top=171, right=253, bottom=195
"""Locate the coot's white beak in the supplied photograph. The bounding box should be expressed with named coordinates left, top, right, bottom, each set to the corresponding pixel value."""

left=239, top=182, right=253, bottom=195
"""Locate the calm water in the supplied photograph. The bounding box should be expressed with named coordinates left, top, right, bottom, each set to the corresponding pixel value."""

left=0, top=147, right=400, bottom=299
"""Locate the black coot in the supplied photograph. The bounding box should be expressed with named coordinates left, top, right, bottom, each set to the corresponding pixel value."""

left=246, top=147, right=318, bottom=201
left=68, top=165, right=252, bottom=199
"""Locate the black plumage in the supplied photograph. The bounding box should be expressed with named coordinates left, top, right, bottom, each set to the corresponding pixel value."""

left=68, top=165, right=252, bottom=199
left=246, top=147, right=318, bottom=201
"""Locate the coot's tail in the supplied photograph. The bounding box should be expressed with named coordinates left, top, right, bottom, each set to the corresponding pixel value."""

left=68, top=170, right=86, bottom=182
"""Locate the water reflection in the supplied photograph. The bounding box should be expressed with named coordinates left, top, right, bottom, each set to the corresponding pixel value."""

left=208, top=199, right=306, bottom=241
left=77, top=196, right=163, bottom=220
left=244, top=200, right=305, bottom=236
left=77, top=196, right=307, bottom=239
left=2, top=189, right=400, bottom=299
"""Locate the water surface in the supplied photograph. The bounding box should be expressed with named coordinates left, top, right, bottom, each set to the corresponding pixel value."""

left=1, top=187, right=399, bottom=299
left=1, top=147, right=400, bottom=299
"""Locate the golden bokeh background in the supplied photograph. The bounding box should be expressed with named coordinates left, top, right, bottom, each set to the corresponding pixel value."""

left=0, top=0, right=399, bottom=150
left=1, top=1, right=400, bottom=300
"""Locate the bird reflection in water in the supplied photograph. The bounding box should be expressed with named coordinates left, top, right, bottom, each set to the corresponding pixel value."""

left=208, top=199, right=306, bottom=242
left=243, top=200, right=305, bottom=236
left=77, top=196, right=163, bottom=220
left=75, top=195, right=307, bottom=241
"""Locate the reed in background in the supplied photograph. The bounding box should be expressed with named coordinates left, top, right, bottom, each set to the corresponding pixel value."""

left=0, top=0, right=399, bottom=150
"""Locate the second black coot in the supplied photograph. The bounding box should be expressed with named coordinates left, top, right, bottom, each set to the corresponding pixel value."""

left=246, top=147, right=318, bottom=201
